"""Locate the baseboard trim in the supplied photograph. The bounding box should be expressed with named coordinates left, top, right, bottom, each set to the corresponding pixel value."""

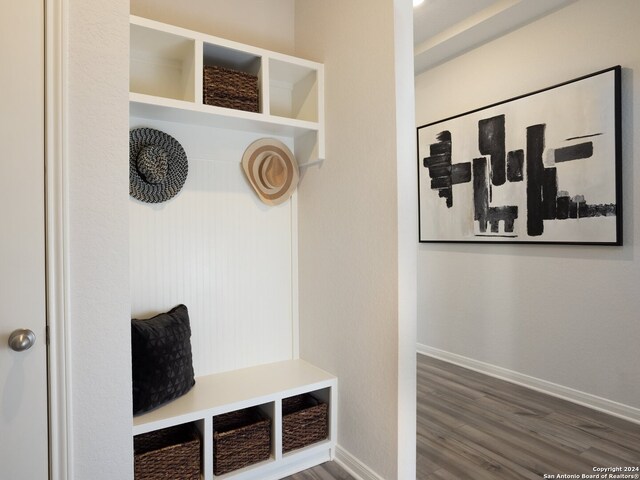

left=334, top=445, right=384, bottom=480
left=417, top=343, right=640, bottom=425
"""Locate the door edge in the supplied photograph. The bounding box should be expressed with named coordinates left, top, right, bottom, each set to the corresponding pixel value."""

left=45, top=0, right=72, bottom=478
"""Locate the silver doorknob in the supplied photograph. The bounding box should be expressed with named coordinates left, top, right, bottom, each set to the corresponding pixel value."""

left=8, top=329, right=36, bottom=352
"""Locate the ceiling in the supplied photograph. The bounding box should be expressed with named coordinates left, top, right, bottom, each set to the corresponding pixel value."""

left=413, top=0, right=576, bottom=74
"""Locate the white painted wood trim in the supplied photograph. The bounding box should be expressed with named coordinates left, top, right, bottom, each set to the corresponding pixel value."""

left=194, top=40, right=204, bottom=105
left=394, top=1, right=418, bottom=478
left=334, top=446, right=383, bottom=480
left=290, top=192, right=299, bottom=359
left=274, top=398, right=283, bottom=462
left=199, top=417, right=213, bottom=480
left=315, top=64, right=325, bottom=161
left=46, top=0, right=72, bottom=478
left=417, top=343, right=640, bottom=425
left=260, top=52, right=270, bottom=116
left=129, top=92, right=320, bottom=133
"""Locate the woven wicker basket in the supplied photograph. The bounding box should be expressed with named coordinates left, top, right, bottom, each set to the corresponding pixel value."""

left=213, top=407, right=271, bottom=475
left=203, top=65, right=259, bottom=113
left=282, top=394, right=328, bottom=453
left=134, top=423, right=201, bottom=480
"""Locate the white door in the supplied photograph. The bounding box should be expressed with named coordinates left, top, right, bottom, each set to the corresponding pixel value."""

left=0, top=1, right=49, bottom=479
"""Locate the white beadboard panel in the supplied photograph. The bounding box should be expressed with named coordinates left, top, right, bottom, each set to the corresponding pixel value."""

left=130, top=117, right=294, bottom=376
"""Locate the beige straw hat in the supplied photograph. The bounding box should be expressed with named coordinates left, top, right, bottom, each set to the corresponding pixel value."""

left=241, top=138, right=299, bottom=206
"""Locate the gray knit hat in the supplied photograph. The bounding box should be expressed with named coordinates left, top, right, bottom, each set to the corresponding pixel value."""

left=129, top=128, right=188, bottom=203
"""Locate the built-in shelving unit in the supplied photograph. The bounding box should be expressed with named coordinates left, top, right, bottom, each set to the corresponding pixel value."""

left=134, top=360, right=337, bottom=480
left=130, top=15, right=333, bottom=480
left=130, top=15, right=325, bottom=166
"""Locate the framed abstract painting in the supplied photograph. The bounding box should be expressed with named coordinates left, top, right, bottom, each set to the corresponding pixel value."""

left=417, top=66, right=622, bottom=245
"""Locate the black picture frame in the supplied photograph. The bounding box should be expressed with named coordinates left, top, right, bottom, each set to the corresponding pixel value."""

left=416, top=66, right=622, bottom=245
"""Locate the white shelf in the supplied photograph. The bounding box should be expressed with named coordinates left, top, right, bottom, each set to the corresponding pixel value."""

left=133, top=360, right=337, bottom=480
left=129, top=14, right=325, bottom=164
left=130, top=92, right=320, bottom=138
left=133, top=359, right=336, bottom=434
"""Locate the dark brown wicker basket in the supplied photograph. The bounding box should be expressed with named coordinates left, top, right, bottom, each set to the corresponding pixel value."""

left=203, top=65, right=259, bottom=113
left=213, top=407, right=271, bottom=475
left=282, top=394, right=328, bottom=453
left=134, top=423, right=201, bottom=480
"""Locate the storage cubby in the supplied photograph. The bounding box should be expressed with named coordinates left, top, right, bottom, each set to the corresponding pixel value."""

left=134, top=421, right=202, bottom=480
left=212, top=405, right=273, bottom=476
left=202, top=43, right=262, bottom=76
left=202, top=43, right=262, bottom=113
left=130, top=23, right=195, bottom=102
left=282, top=389, right=329, bottom=454
left=269, top=58, right=318, bottom=122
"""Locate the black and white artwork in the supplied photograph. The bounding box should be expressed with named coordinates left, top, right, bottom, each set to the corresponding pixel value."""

left=417, top=66, right=621, bottom=245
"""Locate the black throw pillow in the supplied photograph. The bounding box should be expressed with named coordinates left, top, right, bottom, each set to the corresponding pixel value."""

left=131, top=304, right=196, bottom=415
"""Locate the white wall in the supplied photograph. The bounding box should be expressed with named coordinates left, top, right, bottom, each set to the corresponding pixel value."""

left=295, top=1, right=416, bottom=478
left=130, top=0, right=295, bottom=55
left=66, top=0, right=132, bottom=477
left=129, top=119, right=296, bottom=376
left=416, top=0, right=640, bottom=413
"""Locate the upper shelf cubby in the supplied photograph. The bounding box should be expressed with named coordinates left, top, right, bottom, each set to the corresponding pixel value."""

left=129, top=15, right=325, bottom=164
left=130, top=23, right=195, bottom=102
left=269, top=59, right=318, bottom=122
left=202, top=43, right=262, bottom=76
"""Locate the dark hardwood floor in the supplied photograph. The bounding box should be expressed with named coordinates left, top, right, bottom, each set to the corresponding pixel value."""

left=417, top=354, right=640, bottom=479
left=283, top=461, right=355, bottom=480
left=286, top=355, right=640, bottom=479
